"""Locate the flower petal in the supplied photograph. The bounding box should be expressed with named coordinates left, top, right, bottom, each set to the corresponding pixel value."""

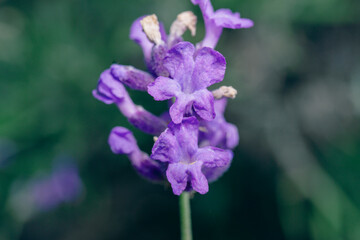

left=194, top=146, right=233, bottom=168
left=108, top=127, right=138, bottom=155
left=93, top=69, right=127, bottom=104
left=213, top=9, right=254, bottom=29
left=151, top=128, right=178, bottom=163
left=163, top=42, right=195, bottom=85
left=111, top=64, right=154, bottom=91
left=202, top=157, right=232, bottom=182
left=151, top=117, right=199, bottom=163
left=225, top=123, right=239, bottom=149
left=166, top=162, right=188, bottom=195
left=192, top=47, right=226, bottom=89
left=193, top=90, right=215, bottom=121
left=147, top=76, right=181, bottom=101
left=188, top=161, right=209, bottom=194
left=129, top=16, right=154, bottom=62
left=169, top=94, right=194, bottom=124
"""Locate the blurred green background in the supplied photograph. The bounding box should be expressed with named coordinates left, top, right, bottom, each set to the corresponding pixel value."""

left=1, top=0, right=360, bottom=239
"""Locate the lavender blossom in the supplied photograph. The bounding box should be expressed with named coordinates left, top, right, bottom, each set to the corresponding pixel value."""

left=192, top=0, right=254, bottom=48
left=93, top=0, right=252, bottom=196
left=93, top=68, right=167, bottom=135
left=108, top=126, right=165, bottom=182
left=148, top=41, right=226, bottom=124
left=151, top=117, right=232, bottom=195
left=33, top=164, right=82, bottom=210
left=199, top=98, right=239, bottom=149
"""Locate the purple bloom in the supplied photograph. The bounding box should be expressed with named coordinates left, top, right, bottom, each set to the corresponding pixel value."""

left=93, top=68, right=167, bottom=135
left=33, top=164, right=82, bottom=210
left=130, top=16, right=168, bottom=75
left=148, top=41, right=226, bottom=124
left=192, top=0, right=253, bottom=48
left=151, top=117, right=232, bottom=195
left=109, top=126, right=165, bottom=182
left=199, top=98, right=239, bottom=149
left=93, top=1, right=247, bottom=196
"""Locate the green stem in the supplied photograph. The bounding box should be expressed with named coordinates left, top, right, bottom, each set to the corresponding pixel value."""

left=179, top=192, right=193, bottom=240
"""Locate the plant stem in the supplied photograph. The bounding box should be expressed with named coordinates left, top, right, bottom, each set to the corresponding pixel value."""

left=179, top=192, right=193, bottom=240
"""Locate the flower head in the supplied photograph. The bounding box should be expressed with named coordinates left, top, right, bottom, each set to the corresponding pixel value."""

left=151, top=117, right=232, bottom=195
left=93, top=0, right=250, bottom=195
left=148, top=41, right=226, bottom=124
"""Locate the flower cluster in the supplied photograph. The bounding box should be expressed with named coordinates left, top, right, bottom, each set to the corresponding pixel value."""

left=93, top=0, right=253, bottom=195
left=9, top=163, right=82, bottom=221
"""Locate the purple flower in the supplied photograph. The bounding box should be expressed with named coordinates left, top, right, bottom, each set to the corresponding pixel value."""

left=33, top=164, right=82, bottom=210
left=151, top=117, right=232, bottom=195
left=130, top=16, right=168, bottom=74
left=109, top=126, right=165, bottom=181
left=147, top=41, right=226, bottom=124
left=199, top=98, right=239, bottom=149
left=192, top=0, right=254, bottom=48
left=93, top=68, right=167, bottom=135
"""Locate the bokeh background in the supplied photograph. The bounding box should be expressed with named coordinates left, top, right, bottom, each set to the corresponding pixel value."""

left=1, top=0, right=360, bottom=239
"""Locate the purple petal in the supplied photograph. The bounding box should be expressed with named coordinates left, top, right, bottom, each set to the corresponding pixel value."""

left=199, top=98, right=239, bottom=149
left=169, top=94, right=194, bottom=124
left=214, top=98, right=227, bottom=114
left=166, top=163, right=188, bottom=195
left=213, top=9, right=254, bottom=29
left=163, top=42, right=195, bottom=85
left=193, top=90, right=215, bottom=121
left=147, top=76, right=182, bottom=101
left=111, top=64, right=154, bottom=91
left=92, top=89, right=113, bottom=104
left=129, top=16, right=154, bottom=62
left=225, top=123, right=239, bottom=149
left=151, top=117, right=199, bottom=163
left=202, top=157, right=232, bottom=182
left=192, top=47, right=226, bottom=89
left=194, top=146, right=233, bottom=168
left=108, top=127, right=138, bottom=155
left=93, top=69, right=127, bottom=104
left=109, top=127, right=165, bottom=181
left=188, top=161, right=209, bottom=194
left=151, top=128, right=179, bottom=163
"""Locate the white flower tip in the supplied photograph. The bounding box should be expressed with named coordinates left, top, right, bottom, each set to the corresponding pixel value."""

left=199, top=126, right=208, bottom=133
left=170, top=11, right=197, bottom=39
left=140, top=14, right=162, bottom=45
left=212, top=86, right=238, bottom=99
left=153, top=136, right=158, bottom=142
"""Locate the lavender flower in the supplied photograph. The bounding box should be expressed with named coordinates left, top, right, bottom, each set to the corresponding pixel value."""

left=148, top=41, right=226, bottom=124
left=151, top=117, right=232, bottom=195
left=9, top=163, right=82, bottom=221
left=93, top=68, right=167, bottom=135
left=199, top=98, right=239, bottom=149
left=108, top=126, right=165, bottom=181
left=192, top=0, right=254, bottom=48
left=33, top=164, right=82, bottom=210
left=93, top=0, right=253, bottom=195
